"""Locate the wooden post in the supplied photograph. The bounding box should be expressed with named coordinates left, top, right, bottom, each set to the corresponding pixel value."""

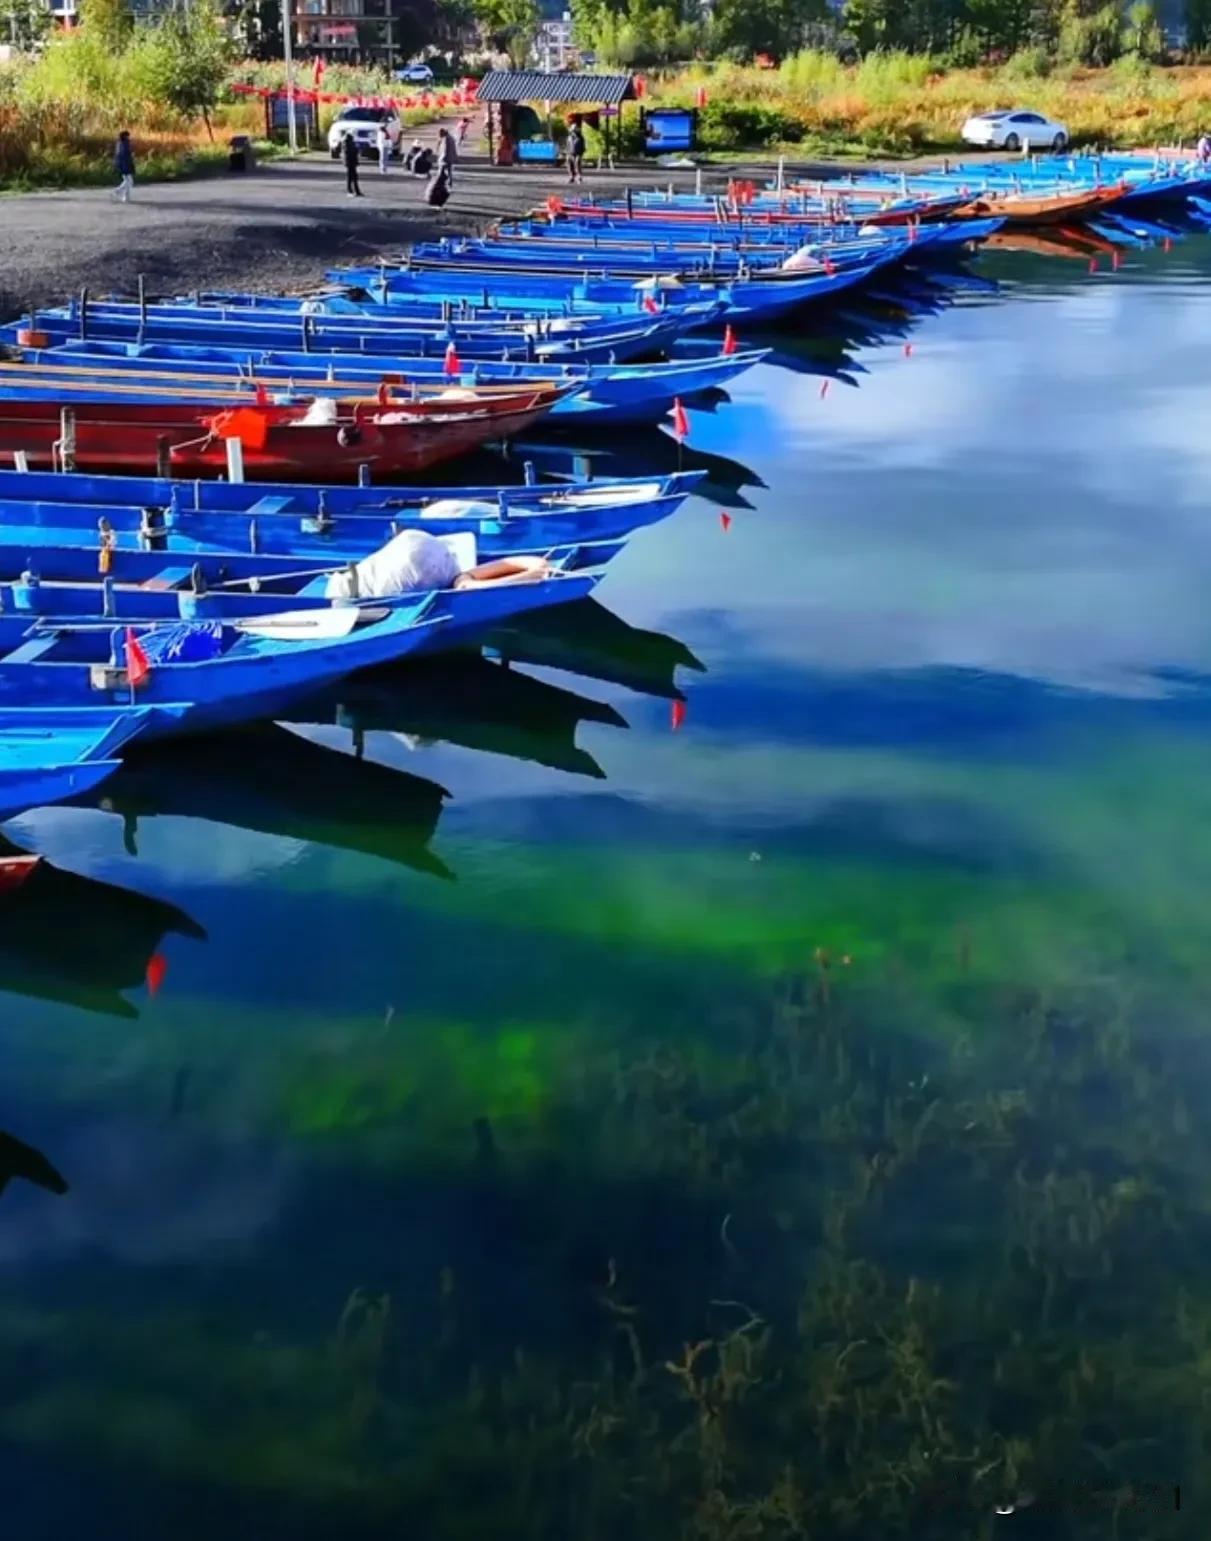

left=156, top=435, right=171, bottom=478
left=487, top=103, right=495, bottom=165
left=137, top=273, right=147, bottom=343
left=59, top=407, right=76, bottom=472
left=78, top=287, right=89, bottom=341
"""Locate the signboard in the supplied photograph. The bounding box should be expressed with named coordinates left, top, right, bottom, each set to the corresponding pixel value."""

left=269, top=97, right=317, bottom=136
left=642, top=107, right=695, bottom=155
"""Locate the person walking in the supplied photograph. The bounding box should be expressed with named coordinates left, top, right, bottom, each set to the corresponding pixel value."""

left=342, top=130, right=364, bottom=198
left=112, top=129, right=135, bottom=203
left=376, top=122, right=391, bottom=176
left=456, top=115, right=471, bottom=148
left=566, top=116, right=586, bottom=185
left=436, top=126, right=457, bottom=189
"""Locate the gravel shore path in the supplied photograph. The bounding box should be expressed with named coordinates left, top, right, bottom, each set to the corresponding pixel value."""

left=0, top=152, right=700, bottom=320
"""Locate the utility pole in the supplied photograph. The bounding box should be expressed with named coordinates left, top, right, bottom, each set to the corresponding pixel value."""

left=282, top=0, right=298, bottom=154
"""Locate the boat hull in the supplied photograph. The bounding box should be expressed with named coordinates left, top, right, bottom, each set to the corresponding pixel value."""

left=0, top=393, right=564, bottom=480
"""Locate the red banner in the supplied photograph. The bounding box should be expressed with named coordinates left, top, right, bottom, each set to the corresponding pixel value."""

left=229, top=80, right=477, bottom=112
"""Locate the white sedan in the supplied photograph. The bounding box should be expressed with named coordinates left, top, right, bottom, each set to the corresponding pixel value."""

left=961, top=109, right=1069, bottom=152
left=328, top=106, right=403, bottom=160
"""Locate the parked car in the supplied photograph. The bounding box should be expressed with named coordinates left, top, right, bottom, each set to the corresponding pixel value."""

left=961, top=109, right=1069, bottom=152
left=396, top=62, right=436, bottom=85
left=328, top=105, right=403, bottom=160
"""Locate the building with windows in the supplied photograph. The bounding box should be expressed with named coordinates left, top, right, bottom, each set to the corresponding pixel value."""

left=294, top=0, right=400, bottom=63
left=535, top=5, right=574, bottom=72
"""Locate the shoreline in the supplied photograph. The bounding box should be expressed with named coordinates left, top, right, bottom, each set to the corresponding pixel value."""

left=0, top=153, right=702, bottom=321
left=0, top=145, right=1013, bottom=321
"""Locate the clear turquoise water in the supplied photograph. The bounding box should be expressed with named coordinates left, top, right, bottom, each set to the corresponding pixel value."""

left=3, top=237, right=1210, bottom=1537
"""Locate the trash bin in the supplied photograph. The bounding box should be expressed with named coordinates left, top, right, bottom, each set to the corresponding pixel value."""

left=228, top=135, right=254, bottom=173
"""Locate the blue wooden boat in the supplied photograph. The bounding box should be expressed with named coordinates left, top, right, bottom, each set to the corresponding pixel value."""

left=328, top=255, right=900, bottom=322
left=0, top=704, right=174, bottom=821
left=0, top=548, right=604, bottom=634
left=0, top=601, right=447, bottom=729
left=1, top=304, right=708, bottom=365
left=0, top=343, right=769, bottom=426
left=0, top=468, right=702, bottom=559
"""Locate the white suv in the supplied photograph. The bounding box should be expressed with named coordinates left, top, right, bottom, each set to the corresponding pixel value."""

left=328, top=106, right=403, bottom=159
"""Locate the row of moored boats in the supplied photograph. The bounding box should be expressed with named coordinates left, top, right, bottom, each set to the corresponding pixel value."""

left=2, top=148, right=1209, bottom=822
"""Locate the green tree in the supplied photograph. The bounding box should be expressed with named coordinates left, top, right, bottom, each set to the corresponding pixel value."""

left=844, top=0, right=898, bottom=51
left=228, top=0, right=283, bottom=61
left=710, top=0, right=828, bottom=59
left=79, top=0, right=131, bottom=50
left=129, top=0, right=233, bottom=138
left=1125, top=0, right=1164, bottom=56
left=473, top=0, right=540, bottom=66
left=0, top=0, right=50, bottom=51
left=1057, top=0, right=1123, bottom=63
left=1187, top=0, right=1211, bottom=50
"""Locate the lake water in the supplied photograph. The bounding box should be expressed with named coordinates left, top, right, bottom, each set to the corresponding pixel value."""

left=3, top=234, right=1209, bottom=1538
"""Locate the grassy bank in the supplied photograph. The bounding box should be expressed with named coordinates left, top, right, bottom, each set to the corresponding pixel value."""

left=647, top=52, right=1211, bottom=157
left=0, top=99, right=280, bottom=192
left=0, top=51, right=457, bottom=192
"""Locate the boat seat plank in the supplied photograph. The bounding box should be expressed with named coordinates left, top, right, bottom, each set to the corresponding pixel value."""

left=140, top=566, right=195, bottom=591
left=4, top=634, right=60, bottom=663
left=245, top=495, right=294, bottom=516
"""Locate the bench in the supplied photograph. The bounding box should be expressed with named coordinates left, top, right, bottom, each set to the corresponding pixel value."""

left=140, top=565, right=195, bottom=592
left=516, top=141, right=559, bottom=164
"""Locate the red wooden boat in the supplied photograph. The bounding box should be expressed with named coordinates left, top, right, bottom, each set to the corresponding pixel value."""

left=950, top=184, right=1129, bottom=227
left=0, top=386, right=569, bottom=480
left=0, top=855, right=40, bottom=896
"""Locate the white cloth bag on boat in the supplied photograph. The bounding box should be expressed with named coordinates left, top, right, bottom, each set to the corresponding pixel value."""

left=324, top=529, right=476, bottom=600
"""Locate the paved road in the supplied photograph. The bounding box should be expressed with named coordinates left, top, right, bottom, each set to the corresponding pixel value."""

left=0, top=151, right=699, bottom=319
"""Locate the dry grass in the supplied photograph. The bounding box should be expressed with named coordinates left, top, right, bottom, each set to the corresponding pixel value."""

left=653, top=54, right=1211, bottom=155
left=0, top=94, right=267, bottom=190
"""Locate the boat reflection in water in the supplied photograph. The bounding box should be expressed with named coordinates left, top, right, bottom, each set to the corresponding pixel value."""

left=487, top=597, right=707, bottom=702
left=0, top=1128, right=68, bottom=1201
left=0, top=836, right=204, bottom=1019
left=292, top=649, right=628, bottom=780
left=0, top=603, right=703, bottom=1017
left=93, top=723, right=455, bottom=880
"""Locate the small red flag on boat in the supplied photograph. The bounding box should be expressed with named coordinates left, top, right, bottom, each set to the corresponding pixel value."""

left=545, top=194, right=563, bottom=218
left=444, top=341, right=460, bottom=376
left=904, top=342, right=913, bottom=358
left=145, top=952, right=168, bottom=997
left=671, top=699, right=686, bottom=731
left=671, top=398, right=689, bottom=440
left=254, top=380, right=268, bottom=406
left=819, top=379, right=831, bottom=399
left=719, top=511, right=732, bottom=532
left=642, top=293, right=660, bottom=315
left=377, top=380, right=391, bottom=406
left=207, top=407, right=270, bottom=451
left=722, top=325, right=738, bottom=356
left=125, top=627, right=151, bottom=689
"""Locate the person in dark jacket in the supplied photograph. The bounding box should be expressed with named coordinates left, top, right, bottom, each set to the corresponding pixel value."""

left=566, top=117, right=586, bottom=185
left=112, top=129, right=135, bottom=203
left=341, top=131, right=364, bottom=197
left=436, top=126, right=457, bottom=188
